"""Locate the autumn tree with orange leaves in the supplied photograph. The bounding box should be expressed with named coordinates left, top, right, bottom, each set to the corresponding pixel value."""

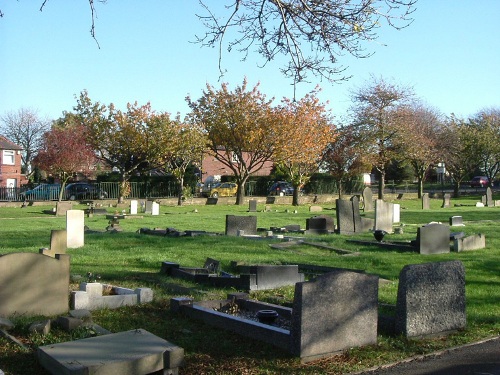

left=34, top=114, right=97, bottom=201
left=75, top=90, right=177, bottom=203
left=273, top=89, right=335, bottom=206
left=187, top=79, right=279, bottom=205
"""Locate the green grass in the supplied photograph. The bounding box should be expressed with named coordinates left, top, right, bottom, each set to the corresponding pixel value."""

left=0, top=197, right=499, bottom=374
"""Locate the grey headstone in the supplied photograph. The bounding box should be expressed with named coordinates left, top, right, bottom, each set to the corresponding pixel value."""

left=374, top=199, right=394, bottom=233
left=306, top=215, right=334, bottom=234
left=50, top=229, right=67, bottom=254
left=422, top=193, right=430, bottom=210
left=351, top=196, right=362, bottom=232
left=449, top=216, right=464, bottom=226
left=56, top=201, right=73, bottom=216
left=362, top=187, right=373, bottom=211
left=336, top=199, right=355, bottom=234
left=453, top=233, right=486, bottom=252
left=395, top=260, right=466, bottom=338
left=225, top=215, right=257, bottom=236
left=248, top=265, right=304, bottom=290
left=441, top=193, right=451, bottom=208
left=37, top=329, right=184, bottom=375
left=486, top=187, right=493, bottom=207
left=248, top=199, right=257, bottom=212
left=206, top=197, right=218, bottom=205
left=291, top=270, right=379, bottom=361
left=144, top=200, right=153, bottom=214
left=416, top=223, right=450, bottom=254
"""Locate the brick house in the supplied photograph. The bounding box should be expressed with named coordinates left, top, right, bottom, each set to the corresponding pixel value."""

left=0, top=136, right=24, bottom=188
left=200, top=150, right=273, bottom=183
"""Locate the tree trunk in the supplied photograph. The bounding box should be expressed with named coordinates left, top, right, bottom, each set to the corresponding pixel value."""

left=235, top=182, right=245, bottom=205
left=177, top=176, right=184, bottom=206
left=378, top=170, right=385, bottom=200
left=417, top=176, right=423, bottom=199
left=337, top=179, right=343, bottom=199
left=454, top=181, right=461, bottom=197
left=292, top=184, right=300, bottom=206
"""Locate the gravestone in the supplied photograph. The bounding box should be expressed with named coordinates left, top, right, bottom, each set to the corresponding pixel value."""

left=144, top=200, right=153, bottom=214
left=362, top=187, right=373, bottom=211
left=351, top=196, right=362, bottom=232
left=225, top=215, right=257, bottom=236
left=393, top=203, right=400, bottom=223
left=291, top=269, right=379, bottom=362
left=441, top=193, right=451, bottom=208
left=395, top=260, right=466, bottom=338
left=422, top=193, right=430, bottom=210
left=37, top=329, right=184, bottom=375
left=151, top=202, right=160, bottom=215
left=66, top=210, right=84, bottom=248
left=309, top=205, right=322, bottom=212
left=206, top=197, right=218, bottom=205
left=40, top=230, right=67, bottom=257
left=0, top=253, right=70, bottom=317
left=453, top=233, right=486, bottom=252
left=56, top=201, right=73, bottom=216
left=415, top=223, right=450, bottom=254
left=486, top=187, right=493, bottom=207
left=449, top=216, right=464, bottom=226
left=306, top=215, right=335, bottom=234
left=374, top=199, right=393, bottom=233
left=248, top=199, right=257, bottom=212
left=130, top=200, right=138, bottom=215
left=336, top=199, right=355, bottom=234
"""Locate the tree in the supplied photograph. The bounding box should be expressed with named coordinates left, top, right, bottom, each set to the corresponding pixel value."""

left=467, top=108, right=500, bottom=186
left=197, top=0, right=416, bottom=84
left=187, top=79, right=278, bottom=205
left=350, top=76, right=414, bottom=199
left=74, top=91, right=177, bottom=203
left=33, top=119, right=97, bottom=201
left=322, top=124, right=369, bottom=198
left=395, top=103, right=442, bottom=198
left=440, top=115, right=481, bottom=197
left=273, top=89, right=334, bottom=205
left=0, top=108, right=51, bottom=178
left=163, top=120, right=207, bottom=206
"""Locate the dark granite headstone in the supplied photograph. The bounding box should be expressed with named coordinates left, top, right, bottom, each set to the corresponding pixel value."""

left=362, top=187, right=373, bottom=211
left=422, top=193, right=430, bottom=210
left=395, top=260, right=466, bottom=338
left=206, top=197, right=218, bottom=205
left=291, top=269, right=379, bottom=361
left=306, top=215, right=334, bottom=234
left=225, top=215, right=257, bottom=236
left=416, top=223, right=450, bottom=254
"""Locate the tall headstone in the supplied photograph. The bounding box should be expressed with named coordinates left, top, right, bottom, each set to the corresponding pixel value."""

left=351, top=195, right=362, bottom=232
left=151, top=202, right=160, bottom=216
left=336, top=199, right=355, bottom=234
left=291, top=270, right=379, bottom=361
left=415, top=223, right=450, bottom=254
left=67, top=210, right=84, bottom=248
left=130, top=200, right=138, bottom=215
left=441, top=193, right=451, bottom=208
left=395, top=260, right=466, bottom=338
left=144, top=200, right=153, bottom=214
left=248, top=199, right=257, bottom=212
left=422, top=193, right=430, bottom=210
left=362, top=187, right=373, bottom=212
left=374, top=200, right=393, bottom=233
left=486, top=187, right=493, bottom=207
left=393, top=203, right=400, bottom=224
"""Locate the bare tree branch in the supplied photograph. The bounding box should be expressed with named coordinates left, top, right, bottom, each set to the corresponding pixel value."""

left=196, top=0, right=417, bottom=84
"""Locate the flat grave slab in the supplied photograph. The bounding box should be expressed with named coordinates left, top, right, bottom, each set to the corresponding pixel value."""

left=37, top=328, right=184, bottom=375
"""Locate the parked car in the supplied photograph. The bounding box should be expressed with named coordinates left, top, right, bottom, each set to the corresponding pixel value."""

left=65, top=182, right=108, bottom=200
left=268, top=181, right=295, bottom=196
left=206, top=182, right=237, bottom=198
left=470, top=176, right=489, bottom=188
left=21, top=184, right=61, bottom=201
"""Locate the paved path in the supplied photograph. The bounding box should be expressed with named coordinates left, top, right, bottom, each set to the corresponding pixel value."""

left=352, top=336, right=500, bottom=375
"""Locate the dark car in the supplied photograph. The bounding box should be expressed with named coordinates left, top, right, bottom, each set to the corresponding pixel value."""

left=268, top=181, right=295, bottom=196
left=470, top=176, right=489, bottom=188
left=65, top=183, right=108, bottom=200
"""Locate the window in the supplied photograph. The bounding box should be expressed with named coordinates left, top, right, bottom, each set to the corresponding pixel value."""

left=2, top=150, right=15, bottom=165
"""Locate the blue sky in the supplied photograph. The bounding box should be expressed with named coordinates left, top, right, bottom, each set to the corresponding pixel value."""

left=1, top=1, right=499, bottom=123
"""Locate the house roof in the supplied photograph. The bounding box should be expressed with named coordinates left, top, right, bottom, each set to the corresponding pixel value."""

left=0, top=136, right=23, bottom=151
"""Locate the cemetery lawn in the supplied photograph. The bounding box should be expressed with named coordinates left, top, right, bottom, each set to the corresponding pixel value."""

left=0, top=197, right=499, bottom=375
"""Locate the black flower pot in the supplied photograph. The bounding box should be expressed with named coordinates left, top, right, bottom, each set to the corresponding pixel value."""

left=256, top=309, right=279, bottom=324
left=373, top=230, right=387, bottom=242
